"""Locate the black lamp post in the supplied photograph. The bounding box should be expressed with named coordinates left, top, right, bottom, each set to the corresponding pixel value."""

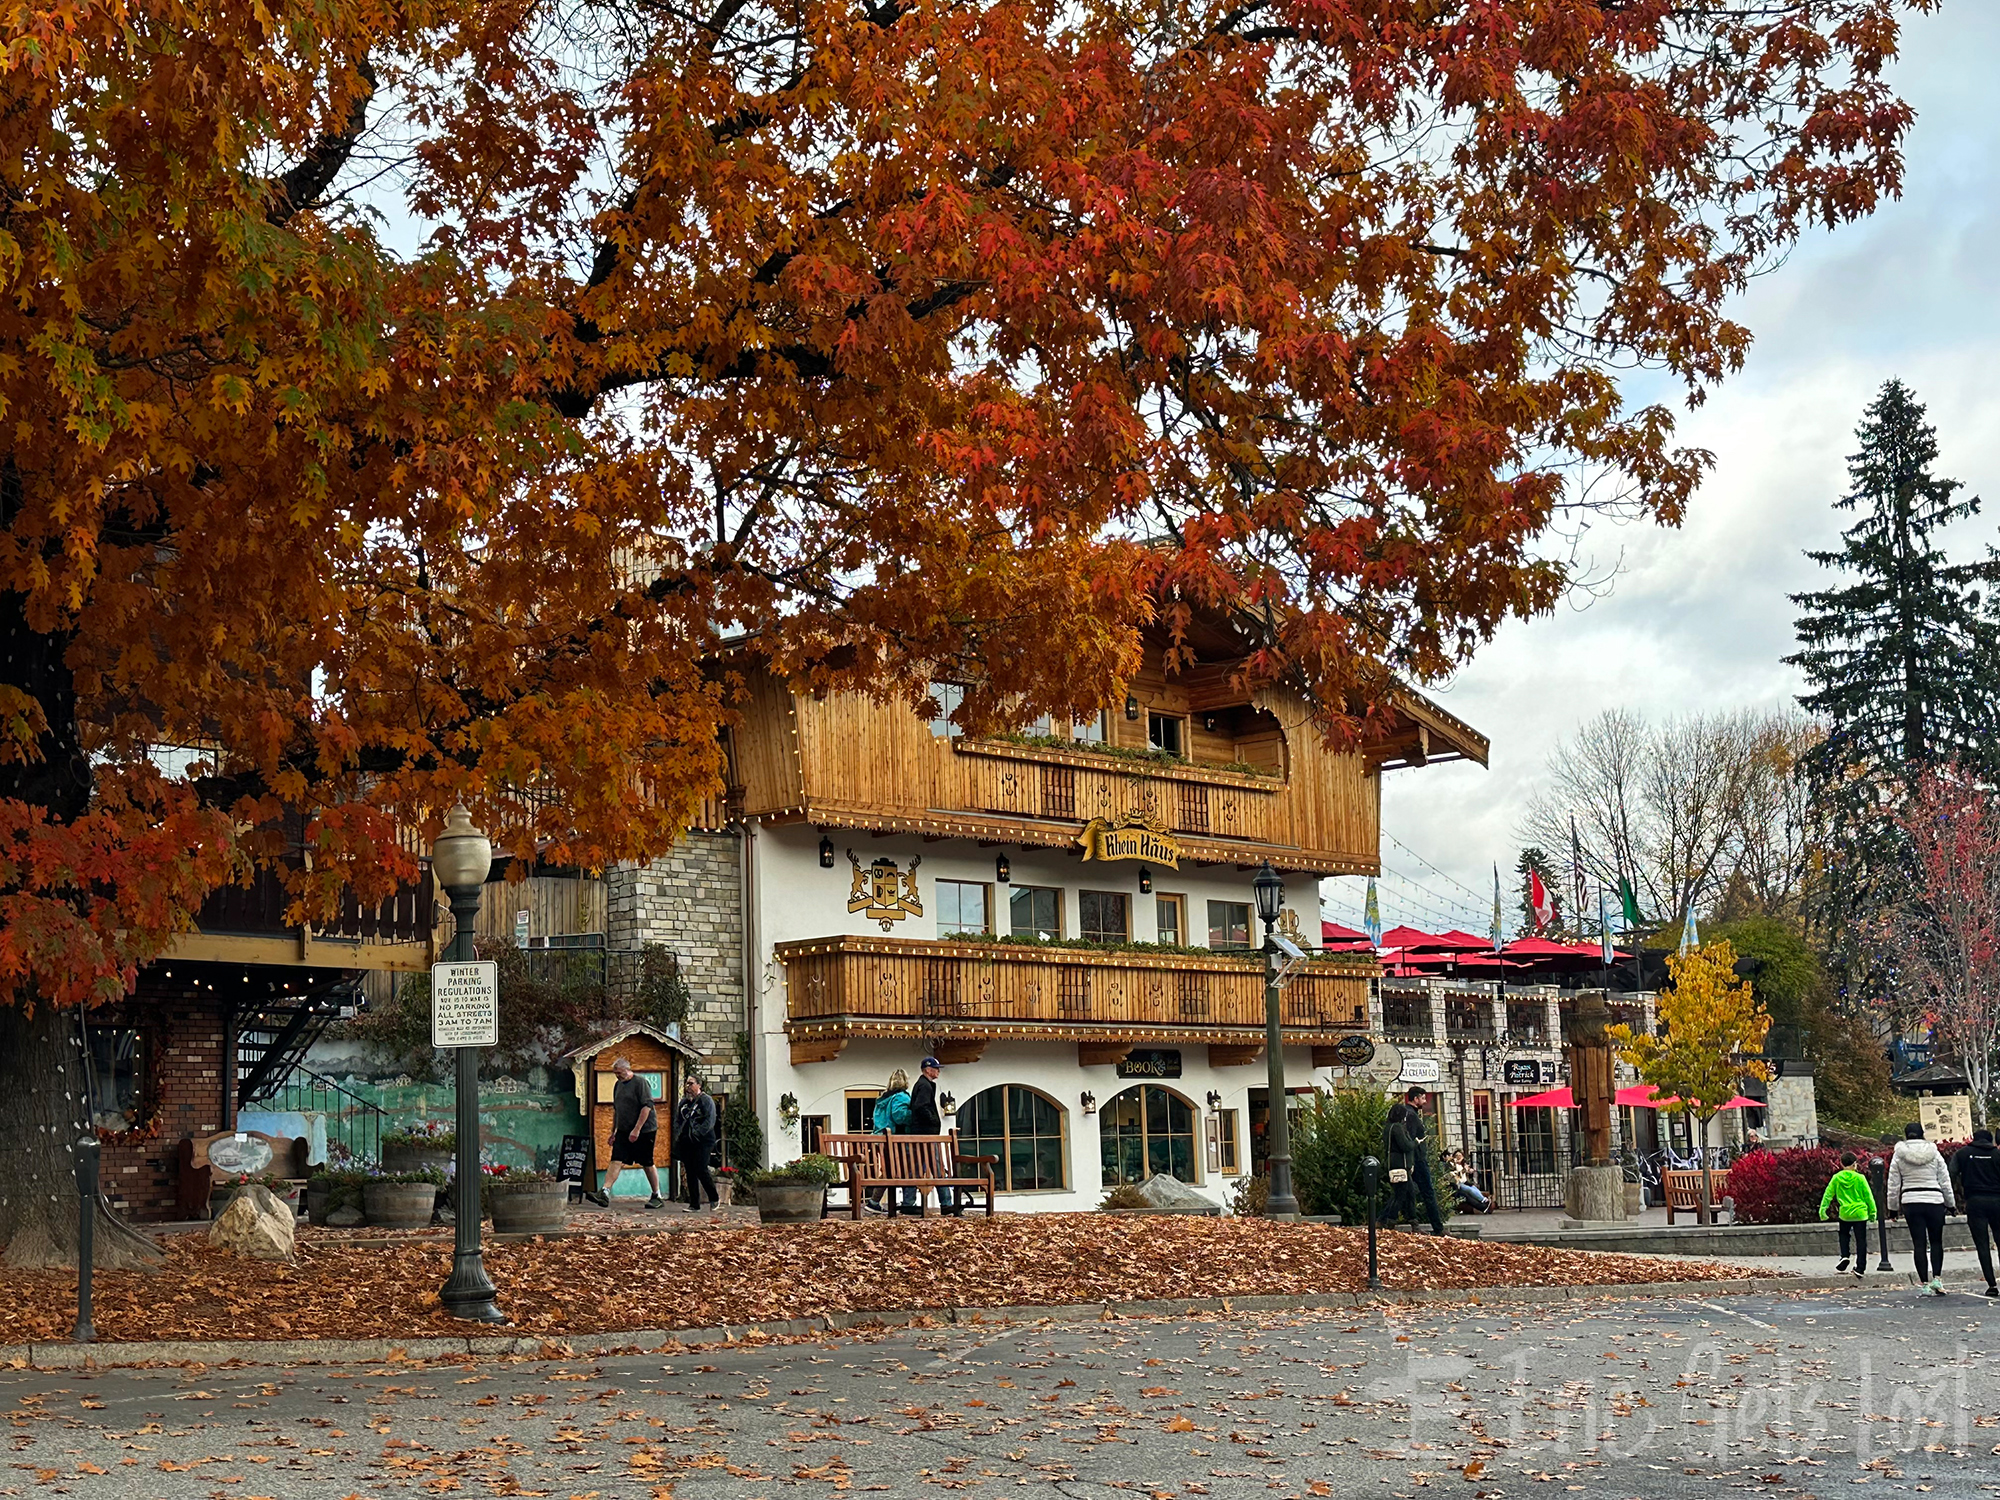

left=1253, top=860, right=1298, bottom=1219
left=434, top=806, right=506, bottom=1324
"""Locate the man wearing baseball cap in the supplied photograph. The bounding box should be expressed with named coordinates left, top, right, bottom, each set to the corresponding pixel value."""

left=908, top=1055, right=959, bottom=1215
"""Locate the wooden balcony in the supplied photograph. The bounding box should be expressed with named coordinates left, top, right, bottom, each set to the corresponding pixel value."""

left=778, top=933, right=1374, bottom=1065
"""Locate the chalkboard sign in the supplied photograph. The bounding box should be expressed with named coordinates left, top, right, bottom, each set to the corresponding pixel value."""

left=557, top=1134, right=588, bottom=1184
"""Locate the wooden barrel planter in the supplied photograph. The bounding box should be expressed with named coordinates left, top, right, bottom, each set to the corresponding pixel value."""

left=365, top=1181, right=441, bottom=1229
left=754, top=1181, right=826, bottom=1224
left=382, top=1141, right=455, bottom=1178
left=489, top=1181, right=569, bottom=1235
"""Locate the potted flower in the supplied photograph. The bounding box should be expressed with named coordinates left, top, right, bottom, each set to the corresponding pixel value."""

left=363, top=1168, right=446, bottom=1229
left=486, top=1166, right=568, bottom=1234
left=715, top=1165, right=742, bottom=1207
left=305, top=1168, right=369, bottom=1226
left=749, top=1154, right=845, bottom=1224
left=211, top=1171, right=297, bottom=1219
left=382, top=1122, right=456, bottom=1178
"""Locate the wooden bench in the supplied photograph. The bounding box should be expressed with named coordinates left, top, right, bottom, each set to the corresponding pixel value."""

left=1664, top=1168, right=1730, bottom=1225
left=176, top=1130, right=309, bottom=1219
left=821, top=1132, right=997, bottom=1219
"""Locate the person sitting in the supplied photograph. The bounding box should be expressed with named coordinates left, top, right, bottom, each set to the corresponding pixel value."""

left=1446, top=1150, right=1490, bottom=1213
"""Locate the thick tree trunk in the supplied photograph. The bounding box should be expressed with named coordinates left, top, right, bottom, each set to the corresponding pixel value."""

left=0, top=1006, right=161, bottom=1270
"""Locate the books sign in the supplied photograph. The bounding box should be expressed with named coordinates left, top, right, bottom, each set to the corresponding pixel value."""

left=1076, top=809, right=1181, bottom=868
left=431, top=960, right=499, bottom=1049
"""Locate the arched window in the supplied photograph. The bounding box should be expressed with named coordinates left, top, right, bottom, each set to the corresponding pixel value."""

left=1100, top=1085, right=1199, bottom=1186
left=957, top=1085, right=1067, bottom=1191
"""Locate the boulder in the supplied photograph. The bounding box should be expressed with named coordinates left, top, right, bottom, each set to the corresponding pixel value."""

left=1134, top=1173, right=1216, bottom=1213
left=326, top=1204, right=365, bottom=1227
left=207, top=1185, right=296, bottom=1261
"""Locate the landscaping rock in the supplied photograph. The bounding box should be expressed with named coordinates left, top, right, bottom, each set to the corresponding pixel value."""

left=206, top=1186, right=295, bottom=1261
left=325, top=1205, right=364, bottom=1227
left=1133, top=1173, right=1215, bottom=1213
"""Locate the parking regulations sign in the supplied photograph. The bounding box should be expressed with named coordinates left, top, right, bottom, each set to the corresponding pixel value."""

left=431, top=960, right=499, bottom=1048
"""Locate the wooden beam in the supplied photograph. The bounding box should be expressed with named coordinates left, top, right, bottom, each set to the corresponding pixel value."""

left=932, top=1038, right=987, bottom=1065
left=1077, top=1040, right=1134, bottom=1068
left=1208, top=1043, right=1264, bottom=1067
left=789, top=1036, right=848, bottom=1065
left=165, top=931, right=432, bottom=972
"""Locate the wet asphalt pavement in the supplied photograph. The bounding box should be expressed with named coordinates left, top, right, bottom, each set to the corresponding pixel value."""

left=1, top=1283, right=1993, bottom=1498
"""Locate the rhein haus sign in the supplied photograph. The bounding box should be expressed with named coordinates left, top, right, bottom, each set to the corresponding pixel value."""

left=1076, top=809, right=1182, bottom=868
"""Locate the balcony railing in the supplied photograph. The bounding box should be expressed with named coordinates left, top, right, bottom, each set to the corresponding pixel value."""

left=952, top=739, right=1286, bottom=844
left=779, top=934, right=1372, bottom=1042
left=197, top=864, right=433, bottom=944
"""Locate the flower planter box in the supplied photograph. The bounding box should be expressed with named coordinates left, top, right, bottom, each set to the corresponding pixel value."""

left=383, top=1142, right=455, bottom=1178
left=490, top=1182, right=569, bottom=1235
left=754, top=1181, right=826, bottom=1224
left=365, top=1181, right=441, bottom=1229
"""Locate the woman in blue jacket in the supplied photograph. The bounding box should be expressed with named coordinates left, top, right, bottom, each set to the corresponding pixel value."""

left=870, top=1069, right=914, bottom=1214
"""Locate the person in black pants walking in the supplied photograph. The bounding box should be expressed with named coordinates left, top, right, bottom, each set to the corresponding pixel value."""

left=1888, top=1121, right=1955, bottom=1295
left=1385, top=1087, right=1445, bottom=1234
left=673, top=1076, right=720, bottom=1212
left=1951, top=1127, right=2000, bottom=1298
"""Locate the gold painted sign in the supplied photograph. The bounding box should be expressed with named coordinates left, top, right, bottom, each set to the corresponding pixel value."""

left=847, top=850, right=923, bottom=931
left=1075, top=810, right=1181, bottom=868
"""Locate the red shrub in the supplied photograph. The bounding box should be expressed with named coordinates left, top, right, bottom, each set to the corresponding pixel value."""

left=1727, top=1146, right=1853, bottom=1225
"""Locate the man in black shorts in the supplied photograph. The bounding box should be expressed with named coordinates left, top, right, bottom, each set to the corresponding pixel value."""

left=586, top=1057, right=664, bottom=1208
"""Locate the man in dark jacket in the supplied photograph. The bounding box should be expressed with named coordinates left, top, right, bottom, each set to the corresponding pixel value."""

left=908, top=1055, right=958, bottom=1215
left=1951, top=1127, right=2000, bottom=1297
left=672, top=1076, right=720, bottom=1213
left=1385, top=1086, right=1446, bottom=1235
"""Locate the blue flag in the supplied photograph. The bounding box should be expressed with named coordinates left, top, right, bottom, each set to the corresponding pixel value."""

left=1364, top=877, right=1382, bottom=948
left=1679, top=908, right=1699, bottom=954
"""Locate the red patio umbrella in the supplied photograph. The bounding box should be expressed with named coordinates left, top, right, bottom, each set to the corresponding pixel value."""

left=1321, top=920, right=1369, bottom=944
left=1508, top=1087, right=1574, bottom=1108
left=1378, top=925, right=1455, bottom=951
left=1616, top=1084, right=1666, bottom=1107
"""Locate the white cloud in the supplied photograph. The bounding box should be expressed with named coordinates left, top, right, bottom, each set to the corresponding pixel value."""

left=1355, top=5, right=2000, bottom=926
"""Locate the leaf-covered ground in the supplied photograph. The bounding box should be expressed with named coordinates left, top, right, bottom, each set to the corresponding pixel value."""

left=0, top=1216, right=1765, bottom=1344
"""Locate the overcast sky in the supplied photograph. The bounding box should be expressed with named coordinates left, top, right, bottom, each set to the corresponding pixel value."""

left=1322, top=3, right=2000, bottom=937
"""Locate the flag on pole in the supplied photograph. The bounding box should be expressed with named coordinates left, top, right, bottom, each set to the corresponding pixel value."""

left=1569, top=816, right=1587, bottom=938
left=1491, top=864, right=1504, bottom=952
left=1364, top=876, right=1382, bottom=948
left=1618, top=876, right=1641, bottom=930
left=1529, top=867, right=1552, bottom=931
left=1598, top=886, right=1615, bottom=967
left=1679, top=908, right=1700, bottom=954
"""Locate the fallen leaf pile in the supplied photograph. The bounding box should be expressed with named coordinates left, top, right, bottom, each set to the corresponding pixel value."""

left=0, top=1216, right=1764, bottom=1345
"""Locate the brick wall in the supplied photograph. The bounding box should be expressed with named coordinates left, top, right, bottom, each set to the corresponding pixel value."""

left=605, top=831, right=747, bottom=1096
left=98, top=971, right=230, bottom=1221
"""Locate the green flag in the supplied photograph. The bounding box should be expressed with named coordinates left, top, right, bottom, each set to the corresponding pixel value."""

left=1618, top=877, right=1641, bottom=929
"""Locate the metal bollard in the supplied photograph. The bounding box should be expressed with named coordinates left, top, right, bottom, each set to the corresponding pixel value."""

left=1870, top=1152, right=1892, bottom=1272
left=74, top=1136, right=98, bottom=1343
left=1360, top=1155, right=1382, bottom=1290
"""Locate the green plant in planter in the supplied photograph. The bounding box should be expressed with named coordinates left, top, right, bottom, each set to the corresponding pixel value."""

left=308, top=1168, right=370, bottom=1214
left=383, top=1128, right=457, bottom=1153
left=748, top=1154, right=844, bottom=1187
left=485, top=1167, right=557, bottom=1189
left=372, top=1168, right=447, bottom=1187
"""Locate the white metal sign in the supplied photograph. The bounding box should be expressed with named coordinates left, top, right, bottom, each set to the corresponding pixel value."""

left=1398, top=1057, right=1443, bottom=1086
left=431, top=960, right=499, bottom=1049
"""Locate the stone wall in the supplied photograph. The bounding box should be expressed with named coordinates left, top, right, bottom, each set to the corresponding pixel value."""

left=606, top=830, right=747, bottom=1094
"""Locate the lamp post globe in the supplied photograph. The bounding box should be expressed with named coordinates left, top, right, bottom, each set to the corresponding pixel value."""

left=432, top=805, right=505, bottom=1324
left=1252, top=861, right=1298, bottom=1219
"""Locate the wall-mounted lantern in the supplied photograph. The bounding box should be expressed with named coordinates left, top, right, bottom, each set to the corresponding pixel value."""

left=1137, top=866, right=1152, bottom=894
left=1124, top=693, right=1140, bottom=720
left=1081, top=1091, right=1097, bottom=1115
left=818, top=832, right=835, bottom=868
left=1205, top=1090, right=1222, bottom=1111
left=996, top=851, right=1012, bottom=884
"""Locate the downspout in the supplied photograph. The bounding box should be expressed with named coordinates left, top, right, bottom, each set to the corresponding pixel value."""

left=740, top=820, right=759, bottom=1111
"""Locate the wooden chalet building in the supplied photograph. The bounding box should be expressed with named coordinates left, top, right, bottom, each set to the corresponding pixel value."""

left=680, top=615, right=1488, bottom=1211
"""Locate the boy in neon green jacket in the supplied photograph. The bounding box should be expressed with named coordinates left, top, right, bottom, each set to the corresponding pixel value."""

left=1821, top=1152, right=1878, bottom=1276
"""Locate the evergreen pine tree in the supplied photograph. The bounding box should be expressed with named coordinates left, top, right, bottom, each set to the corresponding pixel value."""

left=1786, top=379, right=2000, bottom=986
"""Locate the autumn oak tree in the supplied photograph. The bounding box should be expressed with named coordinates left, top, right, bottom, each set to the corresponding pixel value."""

left=0, top=0, right=1926, bottom=1259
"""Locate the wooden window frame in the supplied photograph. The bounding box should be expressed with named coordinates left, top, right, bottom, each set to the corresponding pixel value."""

left=1146, top=710, right=1186, bottom=757
left=1100, top=1083, right=1204, bottom=1188
left=1214, top=1108, right=1241, bottom=1175
left=956, top=1083, right=1070, bottom=1193
left=936, top=878, right=992, bottom=937
left=1154, top=892, right=1186, bottom=946
left=1206, top=899, right=1252, bottom=951
left=1078, top=889, right=1131, bottom=944
left=1008, top=884, right=1063, bottom=940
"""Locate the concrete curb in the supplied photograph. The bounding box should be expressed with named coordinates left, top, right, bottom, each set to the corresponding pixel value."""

left=0, top=1274, right=1867, bottom=1371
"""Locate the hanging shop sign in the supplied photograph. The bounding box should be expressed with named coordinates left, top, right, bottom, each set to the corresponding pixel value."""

left=1076, top=810, right=1182, bottom=868
left=846, top=851, right=924, bottom=931
left=1330, top=1034, right=1377, bottom=1069
left=1397, top=1057, right=1443, bottom=1086
left=1502, top=1059, right=1540, bottom=1086
left=1118, top=1049, right=1183, bottom=1079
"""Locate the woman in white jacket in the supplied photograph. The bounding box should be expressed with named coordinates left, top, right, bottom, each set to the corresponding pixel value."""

left=1888, top=1122, right=1956, bottom=1295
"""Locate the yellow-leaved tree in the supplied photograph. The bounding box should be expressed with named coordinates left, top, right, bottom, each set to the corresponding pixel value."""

left=1610, top=940, right=1773, bottom=1225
